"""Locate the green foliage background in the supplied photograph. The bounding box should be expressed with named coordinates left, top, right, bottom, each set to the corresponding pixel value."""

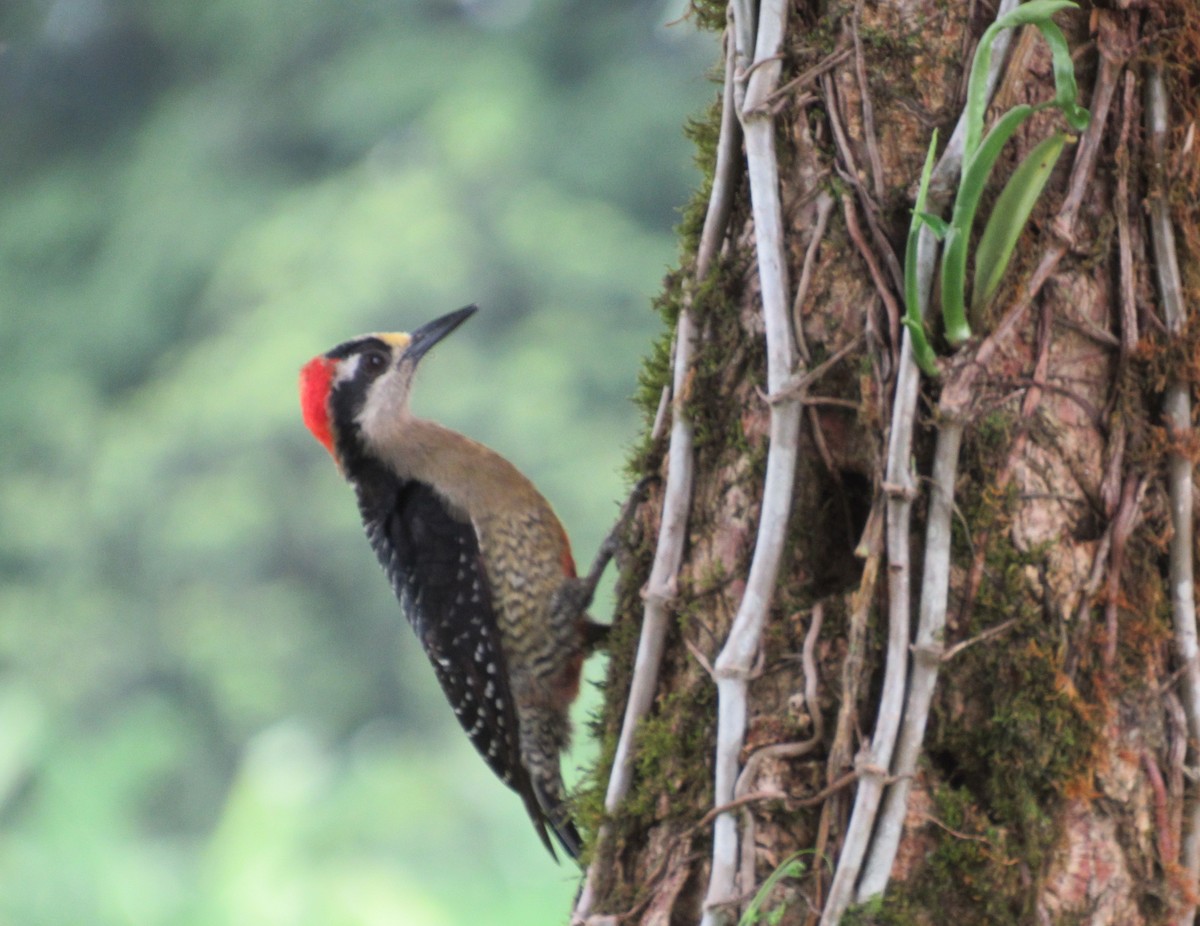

left=0, top=2, right=714, bottom=922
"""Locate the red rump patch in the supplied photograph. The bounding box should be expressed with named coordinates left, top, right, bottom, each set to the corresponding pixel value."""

left=299, top=357, right=337, bottom=458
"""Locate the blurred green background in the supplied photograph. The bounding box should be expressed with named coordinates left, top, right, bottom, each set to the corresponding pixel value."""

left=0, top=2, right=714, bottom=923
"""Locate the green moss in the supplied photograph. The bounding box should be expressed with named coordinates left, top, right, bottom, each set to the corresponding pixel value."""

left=639, top=316, right=676, bottom=404
left=573, top=502, right=720, bottom=839
left=624, top=76, right=750, bottom=480
left=630, top=320, right=676, bottom=432
left=844, top=782, right=1027, bottom=926
left=855, top=22, right=923, bottom=104
left=679, top=98, right=726, bottom=255
left=796, top=4, right=846, bottom=59
left=943, top=635, right=1091, bottom=804
left=972, top=407, right=1017, bottom=456
left=685, top=259, right=761, bottom=452
left=628, top=684, right=716, bottom=817
left=689, top=0, right=728, bottom=33
left=575, top=663, right=715, bottom=846
left=848, top=635, right=1095, bottom=924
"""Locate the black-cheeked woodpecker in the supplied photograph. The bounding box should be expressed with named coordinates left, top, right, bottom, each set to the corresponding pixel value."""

left=299, top=305, right=606, bottom=860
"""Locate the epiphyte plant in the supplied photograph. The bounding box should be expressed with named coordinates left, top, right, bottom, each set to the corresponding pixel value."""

left=904, top=0, right=1091, bottom=376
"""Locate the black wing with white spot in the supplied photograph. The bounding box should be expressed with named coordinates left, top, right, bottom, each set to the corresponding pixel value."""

left=351, top=466, right=556, bottom=857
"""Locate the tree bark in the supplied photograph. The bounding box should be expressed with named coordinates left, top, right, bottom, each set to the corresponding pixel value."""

left=577, top=1, right=1200, bottom=924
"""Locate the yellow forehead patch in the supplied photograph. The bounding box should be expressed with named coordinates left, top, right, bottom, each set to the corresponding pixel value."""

left=375, top=332, right=413, bottom=350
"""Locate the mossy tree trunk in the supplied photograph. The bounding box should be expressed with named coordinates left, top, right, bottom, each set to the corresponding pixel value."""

left=578, top=2, right=1200, bottom=924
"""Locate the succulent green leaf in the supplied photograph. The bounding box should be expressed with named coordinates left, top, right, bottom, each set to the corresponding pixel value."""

left=900, top=2, right=1090, bottom=365
left=971, top=131, right=1067, bottom=318
left=916, top=212, right=951, bottom=240
left=904, top=317, right=941, bottom=375
left=1035, top=20, right=1091, bottom=131
left=903, top=130, right=941, bottom=376
left=738, top=854, right=809, bottom=926
left=942, top=103, right=1037, bottom=346
left=992, top=0, right=1080, bottom=29
left=964, top=0, right=1080, bottom=159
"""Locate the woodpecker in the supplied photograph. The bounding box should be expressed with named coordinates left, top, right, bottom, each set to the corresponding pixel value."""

left=299, top=305, right=606, bottom=860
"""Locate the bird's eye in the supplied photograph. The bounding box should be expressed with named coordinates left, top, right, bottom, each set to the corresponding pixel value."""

left=362, top=351, right=390, bottom=375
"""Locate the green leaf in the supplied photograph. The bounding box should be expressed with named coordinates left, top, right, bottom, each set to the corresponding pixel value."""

left=903, top=130, right=941, bottom=376
left=971, top=131, right=1067, bottom=318
left=904, top=317, right=941, bottom=376
left=1035, top=19, right=1091, bottom=131
left=916, top=212, right=951, bottom=240
left=964, top=1, right=1080, bottom=159
left=993, top=0, right=1081, bottom=29
left=941, top=103, right=1037, bottom=346
left=737, top=853, right=809, bottom=926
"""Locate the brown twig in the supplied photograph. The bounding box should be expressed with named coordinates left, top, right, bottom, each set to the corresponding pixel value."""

left=697, top=772, right=862, bottom=835
left=697, top=790, right=792, bottom=830
left=851, top=0, right=885, bottom=204
left=1165, top=690, right=1188, bottom=867
left=764, top=46, right=852, bottom=107
left=918, top=812, right=1003, bottom=850
left=819, top=69, right=903, bottom=302
left=1115, top=71, right=1139, bottom=362
left=734, top=607, right=827, bottom=798
left=768, top=334, right=865, bottom=405
left=840, top=192, right=902, bottom=359
left=686, top=636, right=718, bottom=682
left=1102, top=474, right=1146, bottom=671
left=940, top=617, right=1021, bottom=662
left=1144, top=750, right=1178, bottom=868
left=791, top=192, right=835, bottom=364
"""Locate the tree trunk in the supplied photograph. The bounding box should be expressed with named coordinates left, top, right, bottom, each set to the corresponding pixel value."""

left=576, top=1, right=1200, bottom=924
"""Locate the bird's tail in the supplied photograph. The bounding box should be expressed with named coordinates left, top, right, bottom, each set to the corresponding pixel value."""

left=532, top=767, right=582, bottom=860
left=522, top=705, right=582, bottom=860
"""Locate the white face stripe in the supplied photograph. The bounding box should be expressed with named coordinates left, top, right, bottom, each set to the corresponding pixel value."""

left=333, top=353, right=362, bottom=385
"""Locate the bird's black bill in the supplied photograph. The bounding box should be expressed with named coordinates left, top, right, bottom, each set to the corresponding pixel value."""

left=407, top=305, right=478, bottom=364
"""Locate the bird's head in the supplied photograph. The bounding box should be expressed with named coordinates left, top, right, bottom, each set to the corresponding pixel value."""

left=299, top=304, right=477, bottom=466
